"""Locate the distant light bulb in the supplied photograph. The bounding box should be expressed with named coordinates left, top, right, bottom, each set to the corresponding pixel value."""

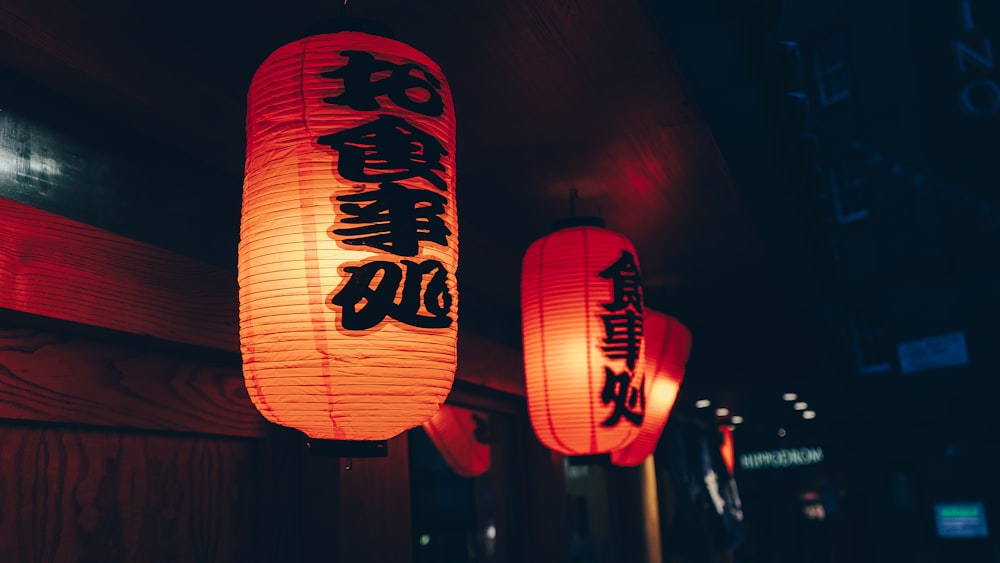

left=486, top=525, right=497, bottom=540
left=731, top=415, right=744, bottom=424
left=778, top=427, right=787, bottom=437
left=783, top=393, right=798, bottom=401
left=803, top=410, right=817, bottom=420
left=419, top=534, right=431, bottom=546
left=794, top=402, right=808, bottom=411
left=715, top=407, right=730, bottom=417
left=695, top=399, right=711, bottom=408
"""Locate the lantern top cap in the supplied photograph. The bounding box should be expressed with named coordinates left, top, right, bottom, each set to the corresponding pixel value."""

left=301, top=17, right=396, bottom=40
left=549, top=216, right=606, bottom=232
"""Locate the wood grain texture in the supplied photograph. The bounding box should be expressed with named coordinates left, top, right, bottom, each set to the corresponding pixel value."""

left=335, top=432, right=412, bottom=563
left=0, top=426, right=258, bottom=563
left=456, top=331, right=525, bottom=396
left=0, top=195, right=239, bottom=353
left=0, top=326, right=266, bottom=437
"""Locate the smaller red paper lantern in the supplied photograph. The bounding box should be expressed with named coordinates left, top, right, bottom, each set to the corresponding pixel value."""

left=522, top=218, right=647, bottom=456
left=422, top=405, right=491, bottom=477
left=611, top=310, right=691, bottom=467
left=720, top=425, right=736, bottom=475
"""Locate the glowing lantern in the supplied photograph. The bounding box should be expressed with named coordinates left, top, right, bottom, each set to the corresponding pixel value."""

left=720, top=425, right=736, bottom=475
left=239, top=29, right=458, bottom=441
left=611, top=310, right=691, bottom=467
left=521, top=218, right=647, bottom=455
left=423, top=405, right=491, bottom=477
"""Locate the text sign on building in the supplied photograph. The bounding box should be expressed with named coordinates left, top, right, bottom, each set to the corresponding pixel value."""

left=739, top=447, right=824, bottom=471
left=911, top=1, right=997, bottom=193
left=954, top=0, right=999, bottom=117
left=935, top=502, right=990, bottom=538
left=898, top=332, right=968, bottom=375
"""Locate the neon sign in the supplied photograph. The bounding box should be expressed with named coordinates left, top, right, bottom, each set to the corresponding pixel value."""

left=738, top=447, right=824, bottom=470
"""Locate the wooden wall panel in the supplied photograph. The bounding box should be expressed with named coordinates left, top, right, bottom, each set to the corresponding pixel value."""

left=513, top=417, right=573, bottom=563
left=0, top=425, right=264, bottom=563
left=0, top=325, right=266, bottom=437
left=334, top=432, right=413, bottom=563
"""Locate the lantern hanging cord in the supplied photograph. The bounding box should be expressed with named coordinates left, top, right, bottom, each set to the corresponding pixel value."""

left=340, top=0, right=349, bottom=17
left=569, top=187, right=579, bottom=217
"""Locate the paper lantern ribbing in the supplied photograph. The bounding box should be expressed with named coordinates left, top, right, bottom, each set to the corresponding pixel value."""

left=521, top=219, right=647, bottom=455
left=611, top=310, right=691, bottom=467
left=423, top=405, right=491, bottom=477
left=240, top=31, right=458, bottom=440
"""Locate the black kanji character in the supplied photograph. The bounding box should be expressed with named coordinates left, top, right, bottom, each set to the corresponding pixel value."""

left=600, top=308, right=643, bottom=370
left=317, top=114, right=448, bottom=191
left=397, top=258, right=452, bottom=328
left=599, top=250, right=643, bottom=313
left=330, top=259, right=453, bottom=330
left=321, top=50, right=444, bottom=116
left=330, top=182, right=451, bottom=256
left=600, top=367, right=645, bottom=427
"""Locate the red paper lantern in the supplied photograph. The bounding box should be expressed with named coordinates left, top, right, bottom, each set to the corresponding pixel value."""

left=720, top=425, right=736, bottom=475
left=239, top=30, right=458, bottom=441
left=423, top=405, right=491, bottom=477
left=521, top=218, right=647, bottom=455
left=611, top=310, right=691, bottom=466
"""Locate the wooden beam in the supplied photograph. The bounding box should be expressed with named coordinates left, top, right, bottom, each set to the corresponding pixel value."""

left=0, top=195, right=239, bottom=353
left=0, top=325, right=267, bottom=437
left=0, top=195, right=526, bottom=396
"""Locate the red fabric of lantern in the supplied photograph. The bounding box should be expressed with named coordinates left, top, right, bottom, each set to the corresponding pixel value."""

left=720, top=425, right=736, bottom=475
left=240, top=31, right=458, bottom=440
left=423, top=404, right=491, bottom=477
left=611, top=310, right=691, bottom=467
left=521, top=219, right=647, bottom=455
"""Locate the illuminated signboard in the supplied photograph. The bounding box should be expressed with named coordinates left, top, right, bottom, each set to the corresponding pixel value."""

left=898, top=332, right=968, bottom=375
left=935, top=502, right=989, bottom=538
left=738, top=447, right=824, bottom=471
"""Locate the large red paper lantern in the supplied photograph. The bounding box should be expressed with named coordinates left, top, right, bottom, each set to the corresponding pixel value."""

left=611, top=310, right=691, bottom=466
left=423, top=405, right=491, bottom=478
left=521, top=218, right=647, bottom=455
left=239, top=30, right=458, bottom=441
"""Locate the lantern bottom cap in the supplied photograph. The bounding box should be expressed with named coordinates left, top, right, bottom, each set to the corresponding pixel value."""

left=304, top=438, right=389, bottom=458
left=565, top=453, right=613, bottom=467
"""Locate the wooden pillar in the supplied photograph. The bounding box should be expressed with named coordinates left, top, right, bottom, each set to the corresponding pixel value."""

left=332, top=433, right=412, bottom=563
left=641, top=456, right=664, bottom=563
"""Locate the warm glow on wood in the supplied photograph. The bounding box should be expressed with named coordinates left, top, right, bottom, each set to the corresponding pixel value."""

left=521, top=220, right=647, bottom=455
left=611, top=310, right=691, bottom=467
left=422, top=404, right=491, bottom=477
left=240, top=31, right=458, bottom=440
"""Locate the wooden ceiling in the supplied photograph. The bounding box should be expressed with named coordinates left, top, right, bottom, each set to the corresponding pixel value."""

left=0, top=0, right=826, bottom=390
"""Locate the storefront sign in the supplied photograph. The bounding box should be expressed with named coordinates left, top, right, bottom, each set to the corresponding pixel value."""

left=898, top=332, right=968, bottom=375
left=738, top=447, right=824, bottom=471
left=954, top=0, right=999, bottom=117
